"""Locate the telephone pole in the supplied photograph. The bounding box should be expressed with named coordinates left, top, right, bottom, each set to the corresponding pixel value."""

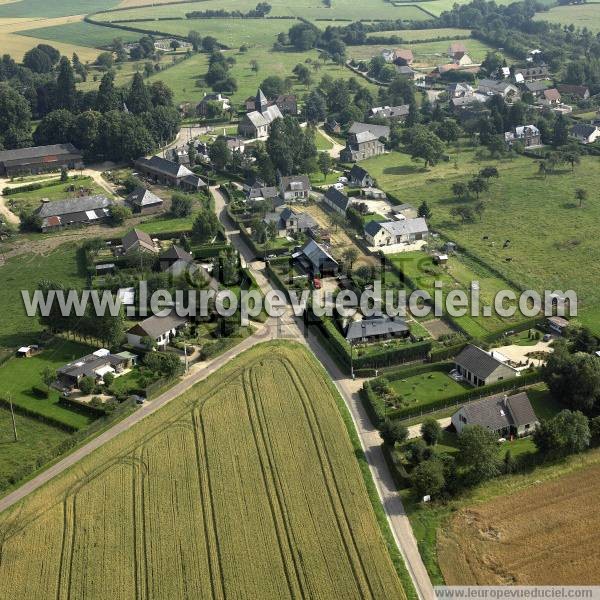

left=7, top=394, right=18, bottom=442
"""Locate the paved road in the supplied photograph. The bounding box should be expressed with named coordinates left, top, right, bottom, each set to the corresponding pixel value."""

left=212, top=186, right=435, bottom=600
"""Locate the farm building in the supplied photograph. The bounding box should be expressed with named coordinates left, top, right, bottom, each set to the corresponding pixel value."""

left=323, top=187, right=352, bottom=214
left=548, top=316, right=569, bottom=335
left=294, top=239, right=339, bottom=277
left=125, top=187, right=164, bottom=214
left=0, top=143, right=83, bottom=177
left=454, top=344, right=519, bottom=387
left=35, top=195, right=113, bottom=232
left=345, top=316, right=410, bottom=344
left=451, top=391, right=539, bottom=437
left=122, top=229, right=158, bottom=255
left=126, top=313, right=188, bottom=349
left=557, top=84, right=590, bottom=100
left=364, top=218, right=429, bottom=247
left=134, top=156, right=207, bottom=191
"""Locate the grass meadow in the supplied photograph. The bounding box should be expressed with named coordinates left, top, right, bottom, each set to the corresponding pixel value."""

left=361, top=149, right=600, bottom=332
left=0, top=342, right=413, bottom=600
left=534, top=4, right=600, bottom=34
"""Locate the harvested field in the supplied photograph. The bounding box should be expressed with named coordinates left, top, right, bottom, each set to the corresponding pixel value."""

left=438, top=463, right=600, bottom=585
left=0, top=343, right=406, bottom=599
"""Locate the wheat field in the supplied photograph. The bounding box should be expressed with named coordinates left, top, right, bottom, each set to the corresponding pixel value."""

left=0, top=342, right=406, bottom=600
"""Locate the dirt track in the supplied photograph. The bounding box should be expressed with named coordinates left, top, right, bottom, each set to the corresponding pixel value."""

left=438, top=462, right=600, bottom=585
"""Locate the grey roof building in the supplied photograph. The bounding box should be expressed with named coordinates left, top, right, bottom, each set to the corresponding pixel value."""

left=452, top=391, right=539, bottom=437
left=57, top=349, right=128, bottom=389
left=122, top=228, right=157, bottom=254
left=345, top=316, right=410, bottom=343
left=126, top=313, right=188, bottom=348
left=368, top=105, right=410, bottom=121
left=279, top=175, right=311, bottom=201
left=349, top=165, right=375, bottom=188
left=294, top=239, right=339, bottom=276
left=264, top=206, right=317, bottom=236
left=348, top=122, right=391, bottom=141
left=134, top=156, right=207, bottom=191
left=454, top=344, right=519, bottom=387
left=125, top=187, right=164, bottom=214
left=323, top=187, right=351, bottom=214
left=35, top=194, right=113, bottom=232
left=0, top=143, right=83, bottom=176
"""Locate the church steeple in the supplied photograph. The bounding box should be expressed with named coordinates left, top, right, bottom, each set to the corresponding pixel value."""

left=255, top=88, right=268, bottom=112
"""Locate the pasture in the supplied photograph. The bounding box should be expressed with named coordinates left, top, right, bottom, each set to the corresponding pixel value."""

left=534, top=4, right=600, bottom=34
left=366, top=27, right=472, bottom=41
left=0, top=0, right=118, bottom=18
left=0, top=342, right=409, bottom=599
left=437, top=459, right=600, bottom=584
left=361, top=150, right=600, bottom=332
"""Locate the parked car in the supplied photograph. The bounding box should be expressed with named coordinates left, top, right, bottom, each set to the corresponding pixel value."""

left=449, top=369, right=464, bottom=382
left=332, top=182, right=345, bottom=191
left=338, top=176, right=348, bottom=184
left=130, top=394, right=147, bottom=405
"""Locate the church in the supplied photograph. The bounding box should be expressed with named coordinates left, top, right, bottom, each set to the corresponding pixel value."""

left=238, top=88, right=283, bottom=138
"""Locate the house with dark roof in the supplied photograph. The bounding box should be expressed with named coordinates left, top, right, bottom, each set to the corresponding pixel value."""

left=341, top=131, right=386, bottom=162
left=279, top=175, right=311, bottom=202
left=349, top=165, right=375, bottom=188
left=451, top=391, right=539, bottom=437
left=125, top=187, right=164, bottom=214
left=275, top=94, right=298, bottom=115
left=126, top=313, right=188, bottom=349
left=134, top=156, right=207, bottom=191
left=524, top=80, right=547, bottom=97
left=368, top=105, right=410, bottom=121
left=345, top=316, right=410, bottom=344
left=454, top=344, right=519, bottom=387
left=0, top=143, right=83, bottom=177
left=323, top=187, right=352, bottom=214
left=395, top=66, right=426, bottom=83
left=35, top=195, right=113, bottom=232
left=264, top=207, right=317, bottom=237
left=122, top=229, right=158, bottom=255
left=294, top=239, right=339, bottom=277
left=160, top=245, right=193, bottom=270
left=364, top=218, right=429, bottom=247
left=514, top=64, right=549, bottom=81
left=571, top=123, right=600, bottom=145
left=57, top=349, right=129, bottom=390
left=348, top=122, right=391, bottom=141
left=557, top=84, right=590, bottom=100
left=478, top=79, right=520, bottom=100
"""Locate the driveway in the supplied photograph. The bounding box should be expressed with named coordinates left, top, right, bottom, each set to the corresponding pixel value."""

left=317, top=126, right=345, bottom=158
left=491, top=340, right=553, bottom=368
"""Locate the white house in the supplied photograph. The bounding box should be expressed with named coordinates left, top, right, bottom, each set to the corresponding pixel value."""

left=279, top=175, right=311, bottom=202
left=571, top=123, right=600, bottom=145
left=126, top=313, right=188, bottom=349
left=364, top=218, right=429, bottom=247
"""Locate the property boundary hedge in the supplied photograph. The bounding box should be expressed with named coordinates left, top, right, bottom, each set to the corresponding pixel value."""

left=0, top=397, right=78, bottom=433
left=363, top=369, right=543, bottom=425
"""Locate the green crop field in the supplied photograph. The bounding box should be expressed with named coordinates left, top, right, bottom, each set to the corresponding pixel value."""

left=534, top=4, right=600, bottom=34
left=94, top=0, right=432, bottom=22
left=19, top=20, right=141, bottom=49
left=361, top=149, right=600, bottom=332
left=0, top=343, right=409, bottom=599
left=0, top=0, right=119, bottom=18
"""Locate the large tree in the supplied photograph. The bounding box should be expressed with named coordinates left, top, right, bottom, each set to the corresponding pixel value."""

left=406, top=125, right=445, bottom=168
left=127, top=72, right=153, bottom=114
left=458, top=425, right=501, bottom=484
left=266, top=116, right=317, bottom=175
left=0, top=87, right=32, bottom=149
left=55, top=56, right=77, bottom=111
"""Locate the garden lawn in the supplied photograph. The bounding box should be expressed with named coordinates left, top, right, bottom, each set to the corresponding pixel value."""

left=362, top=150, right=600, bottom=334
left=0, top=339, right=97, bottom=430
left=0, top=243, right=87, bottom=349
left=388, top=370, right=470, bottom=410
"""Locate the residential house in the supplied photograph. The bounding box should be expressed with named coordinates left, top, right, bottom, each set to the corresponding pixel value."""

left=557, top=84, right=590, bottom=100
left=368, top=104, right=410, bottom=121
left=454, top=344, right=519, bottom=387
left=451, top=94, right=487, bottom=113
left=238, top=88, right=283, bottom=138
left=126, top=313, right=188, bottom=349
left=159, top=245, right=193, bottom=271
left=226, top=137, right=245, bottom=153
left=525, top=81, right=547, bottom=97
left=196, top=93, right=231, bottom=117
left=364, top=218, right=429, bottom=247
left=57, top=349, right=129, bottom=390
left=134, top=156, right=207, bottom=191
left=540, top=88, right=561, bottom=106
left=325, top=119, right=342, bottom=135
left=323, top=187, right=352, bottom=214
left=451, top=391, right=539, bottom=437
left=345, top=316, right=410, bottom=344
left=279, top=175, right=311, bottom=202
left=454, top=54, right=473, bottom=67
left=547, top=316, right=569, bottom=335
left=571, top=123, right=600, bottom=145
left=348, top=121, right=391, bottom=141
left=395, top=66, right=425, bottom=83
left=125, top=187, right=164, bottom=215
left=122, top=228, right=158, bottom=255
left=0, top=143, right=83, bottom=177
left=504, top=125, right=542, bottom=148
left=514, top=64, right=549, bottom=81
left=294, top=239, right=339, bottom=276
left=275, top=94, right=298, bottom=115
left=447, top=82, right=474, bottom=98
left=264, top=206, right=317, bottom=237
left=167, top=147, right=190, bottom=166
left=392, top=48, right=414, bottom=66
left=247, top=185, right=279, bottom=202
left=341, top=131, right=386, bottom=162
left=35, top=195, right=112, bottom=232
left=349, top=164, right=375, bottom=188
left=478, top=79, right=520, bottom=100
left=448, top=41, right=467, bottom=60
